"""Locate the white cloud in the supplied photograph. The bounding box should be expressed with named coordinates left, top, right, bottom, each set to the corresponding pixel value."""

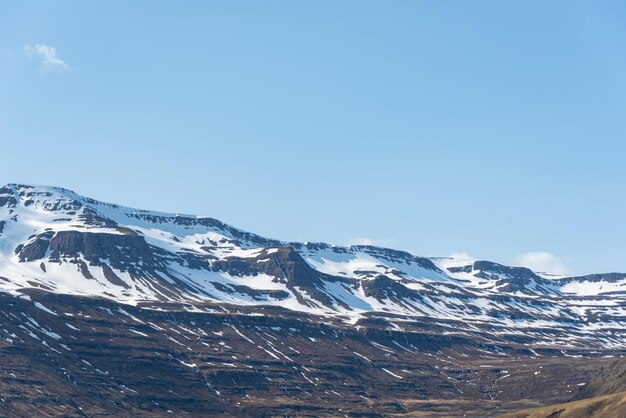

left=345, top=237, right=396, bottom=248
left=24, top=44, right=70, bottom=72
left=513, top=251, right=569, bottom=275
left=448, top=252, right=474, bottom=260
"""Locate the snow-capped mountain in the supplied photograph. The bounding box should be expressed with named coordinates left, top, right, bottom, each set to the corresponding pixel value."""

left=1, top=183, right=625, bottom=417
left=1, top=183, right=625, bottom=349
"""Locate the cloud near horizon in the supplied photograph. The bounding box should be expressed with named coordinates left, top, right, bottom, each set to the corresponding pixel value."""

left=448, top=252, right=475, bottom=260
left=24, top=44, right=70, bottom=72
left=345, top=237, right=397, bottom=248
left=513, top=251, right=570, bottom=275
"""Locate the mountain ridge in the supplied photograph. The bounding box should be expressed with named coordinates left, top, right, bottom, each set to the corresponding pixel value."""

left=0, top=183, right=624, bottom=417
left=3, top=182, right=619, bottom=278
left=1, top=183, right=625, bottom=349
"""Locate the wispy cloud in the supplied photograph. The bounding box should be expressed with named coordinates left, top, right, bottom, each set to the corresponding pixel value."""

left=24, top=44, right=70, bottom=72
left=448, top=252, right=475, bottom=260
left=345, top=237, right=396, bottom=248
left=513, top=251, right=570, bottom=275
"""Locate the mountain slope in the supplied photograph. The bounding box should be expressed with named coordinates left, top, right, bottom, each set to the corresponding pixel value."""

left=501, top=391, right=626, bottom=418
left=1, top=183, right=625, bottom=417
left=501, top=357, right=626, bottom=417
left=1, top=183, right=625, bottom=350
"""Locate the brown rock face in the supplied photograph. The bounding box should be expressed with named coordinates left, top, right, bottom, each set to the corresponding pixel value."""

left=17, top=230, right=163, bottom=272
left=212, top=246, right=352, bottom=308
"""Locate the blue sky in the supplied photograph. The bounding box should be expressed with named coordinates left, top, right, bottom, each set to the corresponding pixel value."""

left=1, top=1, right=626, bottom=275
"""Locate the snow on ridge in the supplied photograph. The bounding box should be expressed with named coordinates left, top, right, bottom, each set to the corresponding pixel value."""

left=2, top=183, right=626, bottom=349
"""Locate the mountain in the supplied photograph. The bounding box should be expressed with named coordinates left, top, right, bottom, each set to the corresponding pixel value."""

left=1, top=183, right=625, bottom=348
left=0, top=183, right=624, bottom=416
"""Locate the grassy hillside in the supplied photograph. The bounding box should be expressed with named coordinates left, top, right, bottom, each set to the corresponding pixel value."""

left=501, top=391, right=626, bottom=418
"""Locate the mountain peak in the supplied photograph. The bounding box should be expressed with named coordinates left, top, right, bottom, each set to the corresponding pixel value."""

left=1, top=183, right=83, bottom=204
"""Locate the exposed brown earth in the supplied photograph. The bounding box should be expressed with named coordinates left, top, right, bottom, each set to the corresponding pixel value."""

left=501, top=357, right=626, bottom=418
left=500, top=391, right=626, bottom=418
left=0, top=290, right=620, bottom=417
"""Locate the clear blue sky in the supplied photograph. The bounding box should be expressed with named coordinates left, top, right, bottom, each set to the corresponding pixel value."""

left=1, top=1, right=626, bottom=275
